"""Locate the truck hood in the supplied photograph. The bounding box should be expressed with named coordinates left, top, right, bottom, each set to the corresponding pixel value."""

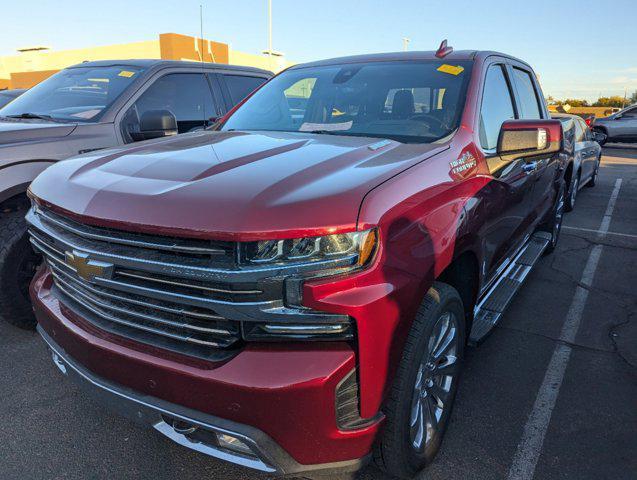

left=0, top=119, right=77, bottom=146
left=30, top=130, right=448, bottom=240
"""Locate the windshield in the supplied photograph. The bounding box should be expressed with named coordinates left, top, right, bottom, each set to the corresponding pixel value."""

left=0, top=65, right=144, bottom=122
left=222, top=60, right=473, bottom=143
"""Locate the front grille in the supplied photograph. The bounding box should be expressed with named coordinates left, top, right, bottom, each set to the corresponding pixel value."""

left=27, top=206, right=284, bottom=360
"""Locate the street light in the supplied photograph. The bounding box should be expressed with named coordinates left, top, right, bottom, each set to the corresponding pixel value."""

left=402, top=37, right=411, bottom=51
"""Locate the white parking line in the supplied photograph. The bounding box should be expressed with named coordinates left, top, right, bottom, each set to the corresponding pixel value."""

left=562, top=225, right=637, bottom=240
left=507, top=178, right=623, bottom=480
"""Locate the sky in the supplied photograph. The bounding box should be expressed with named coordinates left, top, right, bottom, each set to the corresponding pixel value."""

left=0, top=0, right=635, bottom=102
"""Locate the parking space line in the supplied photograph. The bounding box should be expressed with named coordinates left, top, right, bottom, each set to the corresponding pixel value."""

left=507, top=178, right=623, bottom=480
left=562, top=225, right=637, bottom=240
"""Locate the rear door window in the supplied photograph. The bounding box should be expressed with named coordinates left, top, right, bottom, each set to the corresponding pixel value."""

left=512, top=68, right=542, bottom=119
left=224, top=75, right=267, bottom=105
left=479, top=65, right=516, bottom=150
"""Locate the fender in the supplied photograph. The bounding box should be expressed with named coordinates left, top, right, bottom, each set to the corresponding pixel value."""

left=0, top=160, right=56, bottom=205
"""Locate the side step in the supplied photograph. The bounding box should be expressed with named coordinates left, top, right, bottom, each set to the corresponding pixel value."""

left=469, top=231, right=552, bottom=345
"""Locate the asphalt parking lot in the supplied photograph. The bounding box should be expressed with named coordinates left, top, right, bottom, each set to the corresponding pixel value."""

left=1, top=146, right=635, bottom=480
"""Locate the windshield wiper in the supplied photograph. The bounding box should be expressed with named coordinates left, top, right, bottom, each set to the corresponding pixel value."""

left=6, top=113, right=57, bottom=121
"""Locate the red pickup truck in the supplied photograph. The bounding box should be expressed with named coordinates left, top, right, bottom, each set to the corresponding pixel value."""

left=27, top=46, right=565, bottom=478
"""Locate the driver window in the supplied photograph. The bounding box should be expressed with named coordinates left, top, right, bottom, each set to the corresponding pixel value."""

left=122, top=73, right=217, bottom=142
left=622, top=107, right=637, bottom=118
left=479, top=65, right=515, bottom=151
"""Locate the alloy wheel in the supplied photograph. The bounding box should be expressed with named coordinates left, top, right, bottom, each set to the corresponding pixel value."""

left=409, top=311, right=460, bottom=452
left=552, top=188, right=565, bottom=246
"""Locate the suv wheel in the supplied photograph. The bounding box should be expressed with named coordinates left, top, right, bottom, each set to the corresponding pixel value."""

left=593, top=128, right=607, bottom=146
left=0, top=206, right=40, bottom=329
left=374, top=282, right=465, bottom=479
left=541, top=182, right=566, bottom=255
left=586, top=157, right=600, bottom=188
left=565, top=172, right=579, bottom=212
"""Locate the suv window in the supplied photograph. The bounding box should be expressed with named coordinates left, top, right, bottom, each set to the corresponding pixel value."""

left=480, top=65, right=515, bottom=150
left=512, top=68, right=542, bottom=119
left=224, top=75, right=267, bottom=104
left=132, top=73, right=216, bottom=134
left=621, top=107, right=637, bottom=118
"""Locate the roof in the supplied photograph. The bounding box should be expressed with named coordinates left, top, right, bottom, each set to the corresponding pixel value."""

left=65, top=59, right=272, bottom=76
left=290, top=50, right=530, bottom=69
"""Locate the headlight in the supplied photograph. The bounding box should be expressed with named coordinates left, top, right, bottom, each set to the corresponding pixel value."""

left=237, top=229, right=378, bottom=341
left=241, top=229, right=377, bottom=268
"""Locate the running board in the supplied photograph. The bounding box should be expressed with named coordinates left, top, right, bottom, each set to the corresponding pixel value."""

left=469, top=231, right=552, bottom=345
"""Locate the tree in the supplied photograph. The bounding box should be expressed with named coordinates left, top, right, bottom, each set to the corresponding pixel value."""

left=630, top=90, right=637, bottom=105
left=562, top=98, right=589, bottom=107
left=593, top=96, right=626, bottom=108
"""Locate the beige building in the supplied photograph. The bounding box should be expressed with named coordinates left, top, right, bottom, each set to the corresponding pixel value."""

left=0, top=33, right=291, bottom=90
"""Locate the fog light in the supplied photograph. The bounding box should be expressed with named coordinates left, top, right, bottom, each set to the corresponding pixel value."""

left=216, top=433, right=253, bottom=456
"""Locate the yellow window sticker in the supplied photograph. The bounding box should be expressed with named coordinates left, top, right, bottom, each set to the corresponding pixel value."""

left=437, top=64, right=464, bottom=76
left=118, top=70, right=136, bottom=78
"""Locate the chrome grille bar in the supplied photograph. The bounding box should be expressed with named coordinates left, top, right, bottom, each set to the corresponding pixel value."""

left=36, top=206, right=231, bottom=256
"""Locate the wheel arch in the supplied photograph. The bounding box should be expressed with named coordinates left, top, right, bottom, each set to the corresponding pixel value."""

left=436, top=249, right=480, bottom=336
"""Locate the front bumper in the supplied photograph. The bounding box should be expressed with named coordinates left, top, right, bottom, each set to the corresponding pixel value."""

left=31, top=268, right=381, bottom=475
left=38, top=327, right=368, bottom=477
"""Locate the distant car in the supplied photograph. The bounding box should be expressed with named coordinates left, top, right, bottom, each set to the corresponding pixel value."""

left=592, top=103, right=637, bottom=145
left=553, top=113, right=602, bottom=210
left=0, top=88, right=26, bottom=108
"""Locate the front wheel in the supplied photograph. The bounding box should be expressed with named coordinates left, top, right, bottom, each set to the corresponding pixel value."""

left=374, top=282, right=465, bottom=479
left=540, top=182, right=566, bottom=255
left=0, top=207, right=40, bottom=330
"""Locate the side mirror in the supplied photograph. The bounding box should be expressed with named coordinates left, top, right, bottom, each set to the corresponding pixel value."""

left=497, top=119, right=563, bottom=160
left=131, top=109, right=178, bottom=141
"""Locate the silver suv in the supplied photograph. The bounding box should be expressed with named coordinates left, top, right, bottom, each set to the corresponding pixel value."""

left=593, top=103, right=637, bottom=145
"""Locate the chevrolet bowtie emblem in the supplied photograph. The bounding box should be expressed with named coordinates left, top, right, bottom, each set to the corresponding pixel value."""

left=64, top=250, right=114, bottom=282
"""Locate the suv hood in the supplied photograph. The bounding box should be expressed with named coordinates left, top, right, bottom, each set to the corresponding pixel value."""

left=30, top=130, right=447, bottom=240
left=0, top=119, right=77, bottom=146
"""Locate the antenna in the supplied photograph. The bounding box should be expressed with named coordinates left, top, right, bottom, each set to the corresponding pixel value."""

left=199, top=4, right=204, bottom=63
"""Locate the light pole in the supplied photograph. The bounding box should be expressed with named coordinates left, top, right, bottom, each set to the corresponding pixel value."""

left=402, top=37, right=411, bottom=51
left=268, top=0, right=273, bottom=70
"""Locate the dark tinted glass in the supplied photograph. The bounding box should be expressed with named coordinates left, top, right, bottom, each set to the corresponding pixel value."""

left=512, top=68, right=542, bottom=119
left=479, top=65, right=515, bottom=150
left=133, top=73, right=216, bottom=133
left=224, top=75, right=267, bottom=104
left=222, top=60, right=473, bottom=144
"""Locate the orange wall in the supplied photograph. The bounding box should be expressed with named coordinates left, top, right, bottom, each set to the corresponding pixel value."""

left=10, top=69, right=58, bottom=89
left=159, top=33, right=229, bottom=64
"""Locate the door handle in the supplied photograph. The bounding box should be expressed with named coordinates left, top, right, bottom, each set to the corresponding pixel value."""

left=522, top=162, right=537, bottom=174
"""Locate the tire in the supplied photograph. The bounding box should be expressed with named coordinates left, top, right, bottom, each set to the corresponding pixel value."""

left=374, top=282, right=466, bottom=479
left=586, top=157, right=600, bottom=188
left=0, top=205, right=41, bottom=330
left=565, top=171, right=579, bottom=212
left=540, top=181, right=566, bottom=255
left=593, top=128, right=607, bottom=146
